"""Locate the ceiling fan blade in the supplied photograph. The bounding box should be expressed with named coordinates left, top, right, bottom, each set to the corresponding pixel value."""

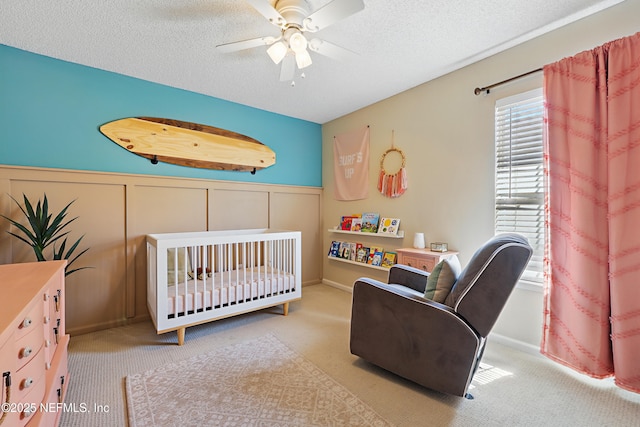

left=303, top=0, right=365, bottom=32
left=279, top=54, right=296, bottom=82
left=216, top=36, right=278, bottom=53
left=308, top=38, right=357, bottom=61
left=246, top=0, right=286, bottom=28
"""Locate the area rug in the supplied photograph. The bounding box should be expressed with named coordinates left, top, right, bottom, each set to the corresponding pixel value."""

left=125, top=334, right=393, bottom=427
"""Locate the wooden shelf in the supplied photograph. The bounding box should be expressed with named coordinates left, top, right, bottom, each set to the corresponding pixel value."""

left=327, top=256, right=391, bottom=271
left=328, top=228, right=404, bottom=238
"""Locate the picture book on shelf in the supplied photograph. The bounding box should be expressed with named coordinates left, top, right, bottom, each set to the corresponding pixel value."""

left=339, top=242, right=351, bottom=259
left=340, top=216, right=354, bottom=230
left=350, top=218, right=363, bottom=232
left=356, top=246, right=369, bottom=263
left=328, top=241, right=340, bottom=257
left=371, top=250, right=384, bottom=266
left=361, top=212, right=380, bottom=233
left=381, top=251, right=397, bottom=268
left=367, top=246, right=383, bottom=264
left=349, top=242, right=357, bottom=261
left=377, top=218, right=401, bottom=235
left=340, top=214, right=361, bottom=230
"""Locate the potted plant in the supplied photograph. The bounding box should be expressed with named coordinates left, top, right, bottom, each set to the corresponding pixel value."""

left=1, top=193, right=90, bottom=276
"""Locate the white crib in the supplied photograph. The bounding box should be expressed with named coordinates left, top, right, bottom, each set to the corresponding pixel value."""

left=146, top=229, right=302, bottom=345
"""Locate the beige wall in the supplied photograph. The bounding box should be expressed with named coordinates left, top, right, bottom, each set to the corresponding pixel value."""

left=0, top=166, right=322, bottom=335
left=321, top=0, right=640, bottom=349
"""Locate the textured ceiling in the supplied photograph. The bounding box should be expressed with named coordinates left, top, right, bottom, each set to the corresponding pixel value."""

left=0, top=0, right=624, bottom=124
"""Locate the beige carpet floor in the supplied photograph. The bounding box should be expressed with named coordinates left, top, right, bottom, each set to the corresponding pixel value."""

left=61, top=284, right=640, bottom=427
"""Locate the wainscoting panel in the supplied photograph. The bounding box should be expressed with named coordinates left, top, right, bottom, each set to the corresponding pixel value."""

left=0, top=166, right=322, bottom=335
left=131, top=185, right=209, bottom=319
left=6, top=178, right=128, bottom=334
left=270, top=191, right=323, bottom=285
left=210, top=188, right=269, bottom=230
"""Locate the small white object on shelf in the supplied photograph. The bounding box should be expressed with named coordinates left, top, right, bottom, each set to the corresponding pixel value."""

left=413, top=232, right=426, bottom=249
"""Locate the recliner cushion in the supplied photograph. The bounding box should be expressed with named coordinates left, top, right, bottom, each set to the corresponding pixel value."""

left=424, top=255, right=461, bottom=303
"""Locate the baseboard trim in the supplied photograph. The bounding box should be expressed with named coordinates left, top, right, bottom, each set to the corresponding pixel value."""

left=321, top=279, right=352, bottom=293
left=68, top=314, right=150, bottom=336
left=488, top=332, right=542, bottom=357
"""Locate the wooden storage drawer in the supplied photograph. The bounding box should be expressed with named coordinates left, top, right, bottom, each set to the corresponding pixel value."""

left=396, top=248, right=459, bottom=274
left=13, top=347, right=46, bottom=404
left=16, top=371, right=46, bottom=427
left=30, top=335, right=69, bottom=427
left=15, top=299, right=43, bottom=341
left=401, top=256, right=436, bottom=272
left=43, top=318, right=61, bottom=365
left=15, top=324, right=44, bottom=371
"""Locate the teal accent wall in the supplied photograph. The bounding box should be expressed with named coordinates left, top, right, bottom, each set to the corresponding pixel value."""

left=0, top=45, right=322, bottom=187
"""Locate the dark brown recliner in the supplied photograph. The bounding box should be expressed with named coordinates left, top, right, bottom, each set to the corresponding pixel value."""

left=349, top=233, right=532, bottom=398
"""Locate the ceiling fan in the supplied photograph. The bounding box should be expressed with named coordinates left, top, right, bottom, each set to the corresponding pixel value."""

left=216, top=0, right=365, bottom=83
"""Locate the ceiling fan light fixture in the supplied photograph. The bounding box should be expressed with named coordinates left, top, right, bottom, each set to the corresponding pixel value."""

left=289, top=31, right=308, bottom=53
left=220, top=0, right=365, bottom=82
left=295, top=49, right=312, bottom=69
left=267, top=41, right=288, bottom=64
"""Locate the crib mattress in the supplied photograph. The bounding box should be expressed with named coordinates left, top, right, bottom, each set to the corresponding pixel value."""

left=166, top=267, right=295, bottom=315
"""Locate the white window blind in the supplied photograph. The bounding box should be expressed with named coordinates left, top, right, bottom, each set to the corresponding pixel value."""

left=495, top=88, right=544, bottom=285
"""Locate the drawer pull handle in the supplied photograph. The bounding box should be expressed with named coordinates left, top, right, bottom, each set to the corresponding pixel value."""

left=21, top=346, right=33, bottom=358
left=23, top=406, right=34, bottom=417
left=58, top=375, right=65, bottom=403
left=22, top=317, right=32, bottom=328
left=22, top=377, right=34, bottom=389
left=55, top=290, right=61, bottom=312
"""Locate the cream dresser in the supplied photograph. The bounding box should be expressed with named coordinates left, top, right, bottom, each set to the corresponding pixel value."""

left=0, top=261, right=69, bottom=427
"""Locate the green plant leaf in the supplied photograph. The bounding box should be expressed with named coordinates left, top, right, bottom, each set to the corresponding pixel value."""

left=2, top=193, right=91, bottom=277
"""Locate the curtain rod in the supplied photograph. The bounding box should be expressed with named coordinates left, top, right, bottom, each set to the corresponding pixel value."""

left=474, top=68, right=543, bottom=95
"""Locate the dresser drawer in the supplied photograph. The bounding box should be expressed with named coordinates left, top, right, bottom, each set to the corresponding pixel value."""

left=15, top=298, right=43, bottom=340
left=13, top=346, right=46, bottom=404
left=15, top=371, right=47, bottom=427
left=397, top=248, right=460, bottom=274
left=44, top=288, right=63, bottom=318
left=15, top=322, right=44, bottom=370
left=401, top=256, right=436, bottom=272
left=29, top=335, right=70, bottom=427
left=44, top=317, right=61, bottom=365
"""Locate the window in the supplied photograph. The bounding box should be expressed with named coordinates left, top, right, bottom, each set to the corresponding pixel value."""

left=495, top=88, right=544, bottom=285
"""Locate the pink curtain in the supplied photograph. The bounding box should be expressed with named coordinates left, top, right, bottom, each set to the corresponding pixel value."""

left=542, top=32, right=640, bottom=393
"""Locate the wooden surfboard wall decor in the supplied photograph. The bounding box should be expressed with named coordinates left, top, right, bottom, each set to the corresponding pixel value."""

left=99, top=117, right=276, bottom=174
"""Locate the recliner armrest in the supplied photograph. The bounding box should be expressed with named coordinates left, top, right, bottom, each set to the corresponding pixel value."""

left=388, top=264, right=429, bottom=293
left=353, top=277, right=454, bottom=313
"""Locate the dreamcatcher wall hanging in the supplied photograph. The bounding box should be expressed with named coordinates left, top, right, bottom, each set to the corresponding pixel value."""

left=377, top=131, right=408, bottom=198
